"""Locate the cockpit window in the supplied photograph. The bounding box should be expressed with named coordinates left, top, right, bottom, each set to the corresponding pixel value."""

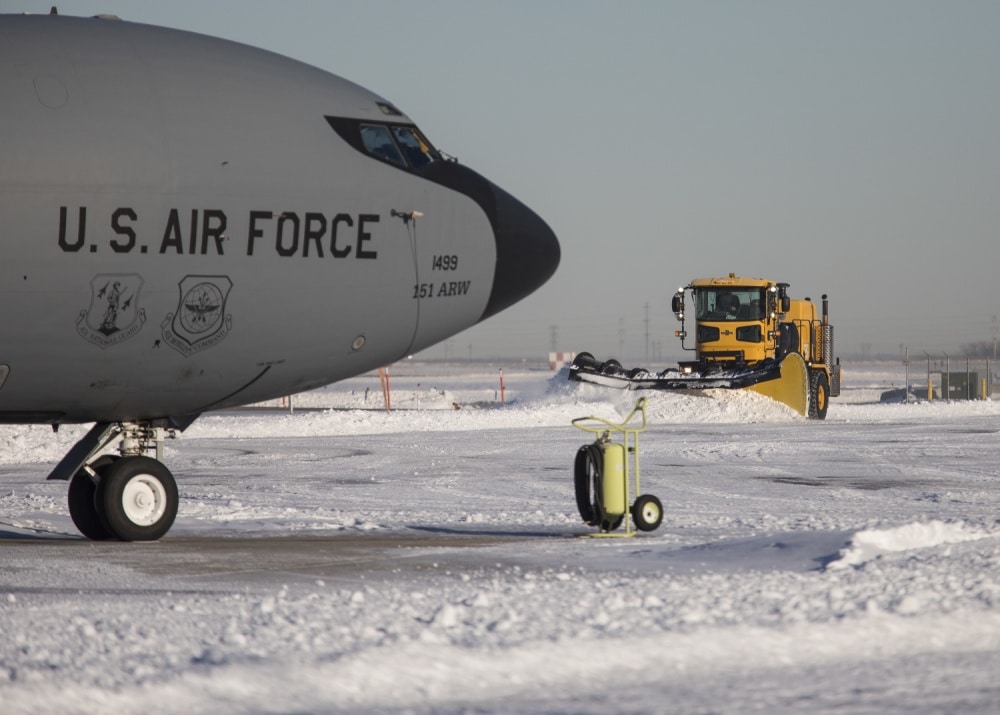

left=327, top=116, right=442, bottom=172
left=391, top=126, right=437, bottom=168
left=359, top=124, right=406, bottom=167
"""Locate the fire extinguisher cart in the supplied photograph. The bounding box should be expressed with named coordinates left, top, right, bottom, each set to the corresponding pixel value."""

left=572, top=397, right=663, bottom=536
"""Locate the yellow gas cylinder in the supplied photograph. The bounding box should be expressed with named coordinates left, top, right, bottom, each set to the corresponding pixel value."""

left=601, top=443, right=627, bottom=516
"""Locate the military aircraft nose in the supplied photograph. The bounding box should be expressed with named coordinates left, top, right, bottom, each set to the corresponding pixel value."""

left=480, top=184, right=560, bottom=321
left=415, top=160, right=559, bottom=321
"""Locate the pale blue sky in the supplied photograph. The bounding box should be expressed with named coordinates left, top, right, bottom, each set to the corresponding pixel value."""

left=9, top=1, right=1000, bottom=361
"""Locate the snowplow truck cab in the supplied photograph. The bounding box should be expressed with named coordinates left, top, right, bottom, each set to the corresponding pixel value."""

left=672, top=274, right=841, bottom=418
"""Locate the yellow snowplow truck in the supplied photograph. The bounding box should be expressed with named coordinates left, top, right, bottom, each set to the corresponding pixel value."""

left=568, top=274, right=841, bottom=419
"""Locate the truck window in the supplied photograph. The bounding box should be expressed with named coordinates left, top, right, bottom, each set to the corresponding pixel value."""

left=697, top=288, right=765, bottom=321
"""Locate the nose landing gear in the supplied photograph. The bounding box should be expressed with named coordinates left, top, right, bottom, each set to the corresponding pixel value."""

left=58, top=422, right=180, bottom=541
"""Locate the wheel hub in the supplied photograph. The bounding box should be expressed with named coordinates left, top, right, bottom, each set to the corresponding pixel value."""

left=121, top=475, right=167, bottom=526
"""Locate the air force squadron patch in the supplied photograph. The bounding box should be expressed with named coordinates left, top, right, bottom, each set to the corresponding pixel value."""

left=161, top=275, right=233, bottom=356
left=77, top=274, right=146, bottom=348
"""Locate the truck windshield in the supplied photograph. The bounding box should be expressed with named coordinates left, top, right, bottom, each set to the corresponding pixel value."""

left=696, top=288, right=765, bottom=321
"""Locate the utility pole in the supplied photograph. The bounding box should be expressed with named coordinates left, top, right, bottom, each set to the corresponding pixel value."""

left=644, top=302, right=650, bottom=364
left=923, top=351, right=931, bottom=400
left=992, top=314, right=998, bottom=360
left=903, top=346, right=910, bottom=402
left=943, top=352, right=950, bottom=400
left=618, top=318, right=625, bottom=360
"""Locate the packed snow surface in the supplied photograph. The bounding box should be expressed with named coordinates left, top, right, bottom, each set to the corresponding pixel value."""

left=2, top=363, right=999, bottom=713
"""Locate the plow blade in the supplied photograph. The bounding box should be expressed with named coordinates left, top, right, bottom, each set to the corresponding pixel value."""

left=568, top=352, right=810, bottom=416
left=744, top=352, right=809, bottom=416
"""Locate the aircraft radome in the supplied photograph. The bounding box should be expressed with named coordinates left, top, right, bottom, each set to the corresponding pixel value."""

left=0, top=12, right=560, bottom=541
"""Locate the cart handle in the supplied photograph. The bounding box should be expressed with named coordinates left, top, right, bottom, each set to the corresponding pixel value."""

left=571, top=397, right=648, bottom=435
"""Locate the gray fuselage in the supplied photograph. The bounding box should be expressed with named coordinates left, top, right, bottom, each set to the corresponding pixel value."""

left=0, top=14, right=559, bottom=425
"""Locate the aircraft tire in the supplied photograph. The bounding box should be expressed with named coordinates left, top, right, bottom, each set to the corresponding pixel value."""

left=68, top=461, right=114, bottom=541
left=97, top=456, right=178, bottom=541
left=631, top=494, right=663, bottom=532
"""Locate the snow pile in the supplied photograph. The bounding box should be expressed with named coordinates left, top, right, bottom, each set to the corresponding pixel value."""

left=642, top=388, right=799, bottom=423
left=254, top=384, right=460, bottom=411
left=827, top=520, right=993, bottom=570
left=4, top=365, right=999, bottom=468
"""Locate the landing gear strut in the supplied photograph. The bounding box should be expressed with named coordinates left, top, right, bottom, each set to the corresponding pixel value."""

left=55, top=422, right=179, bottom=541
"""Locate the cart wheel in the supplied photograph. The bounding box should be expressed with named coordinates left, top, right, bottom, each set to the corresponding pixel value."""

left=632, top=494, right=663, bottom=532
left=573, top=444, right=602, bottom=526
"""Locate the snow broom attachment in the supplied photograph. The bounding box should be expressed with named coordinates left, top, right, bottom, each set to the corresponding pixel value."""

left=568, top=352, right=810, bottom=416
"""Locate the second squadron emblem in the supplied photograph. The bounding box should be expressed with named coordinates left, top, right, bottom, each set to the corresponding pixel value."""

left=161, top=275, right=233, bottom=356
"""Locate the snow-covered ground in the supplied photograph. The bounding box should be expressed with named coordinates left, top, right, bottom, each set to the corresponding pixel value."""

left=2, top=362, right=999, bottom=714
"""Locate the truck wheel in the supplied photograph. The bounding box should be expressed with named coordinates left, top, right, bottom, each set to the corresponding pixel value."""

left=809, top=370, right=830, bottom=420
left=632, top=494, right=663, bottom=531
